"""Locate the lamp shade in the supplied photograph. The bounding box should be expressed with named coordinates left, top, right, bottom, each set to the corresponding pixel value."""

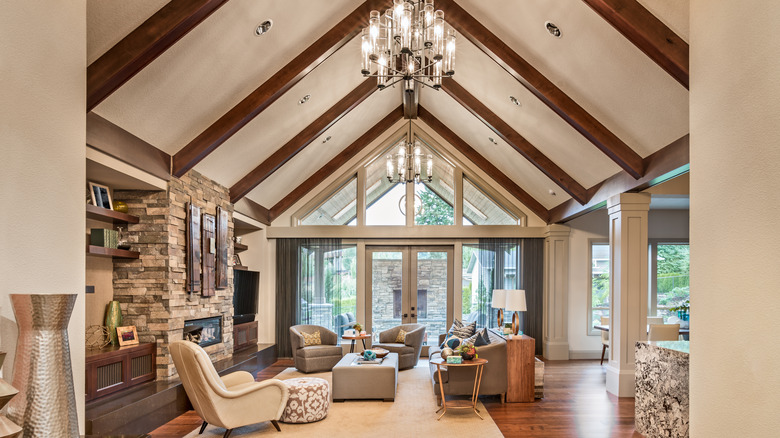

left=504, top=289, right=527, bottom=312
left=491, top=289, right=507, bottom=308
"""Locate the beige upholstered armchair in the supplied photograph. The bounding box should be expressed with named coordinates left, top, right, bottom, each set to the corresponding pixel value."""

left=289, top=324, right=343, bottom=373
left=170, top=340, right=288, bottom=438
left=375, top=323, right=426, bottom=370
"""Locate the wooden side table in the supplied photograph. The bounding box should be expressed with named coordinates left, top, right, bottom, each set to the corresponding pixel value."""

left=430, top=357, right=488, bottom=420
left=342, top=333, right=371, bottom=353
left=506, top=334, right=535, bottom=403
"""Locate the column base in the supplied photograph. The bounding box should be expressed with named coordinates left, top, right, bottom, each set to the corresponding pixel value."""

left=543, top=341, right=569, bottom=360
left=606, top=364, right=636, bottom=397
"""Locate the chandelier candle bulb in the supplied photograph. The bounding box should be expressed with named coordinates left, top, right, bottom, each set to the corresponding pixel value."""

left=361, top=30, right=372, bottom=74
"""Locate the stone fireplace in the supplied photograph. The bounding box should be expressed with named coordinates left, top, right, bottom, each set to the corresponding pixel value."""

left=113, top=170, right=235, bottom=379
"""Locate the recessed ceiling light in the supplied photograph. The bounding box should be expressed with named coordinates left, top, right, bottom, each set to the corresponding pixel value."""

left=549, top=189, right=557, bottom=196
left=255, top=20, right=273, bottom=37
left=322, top=136, right=332, bottom=144
left=488, top=137, right=498, bottom=145
left=509, top=96, right=521, bottom=107
left=545, top=21, right=561, bottom=38
left=298, top=94, right=311, bottom=105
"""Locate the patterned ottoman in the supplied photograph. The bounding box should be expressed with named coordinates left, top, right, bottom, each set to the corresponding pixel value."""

left=280, top=377, right=330, bottom=423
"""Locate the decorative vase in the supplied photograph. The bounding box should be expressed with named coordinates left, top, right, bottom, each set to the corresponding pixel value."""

left=7, top=294, right=79, bottom=437
left=105, top=300, right=123, bottom=346
left=113, top=200, right=129, bottom=213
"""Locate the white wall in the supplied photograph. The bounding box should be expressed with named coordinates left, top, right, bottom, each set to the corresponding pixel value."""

left=690, top=1, right=780, bottom=435
left=567, top=208, right=689, bottom=356
left=0, top=0, right=87, bottom=432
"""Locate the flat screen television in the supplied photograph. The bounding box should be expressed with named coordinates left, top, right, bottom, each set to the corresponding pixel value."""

left=233, top=269, right=259, bottom=325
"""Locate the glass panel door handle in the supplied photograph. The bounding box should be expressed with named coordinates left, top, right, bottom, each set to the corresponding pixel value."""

left=403, top=314, right=408, bottom=318
left=411, top=313, right=416, bottom=318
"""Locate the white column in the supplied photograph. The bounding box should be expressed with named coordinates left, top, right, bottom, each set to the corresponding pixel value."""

left=543, top=224, right=570, bottom=360
left=606, top=193, right=650, bottom=397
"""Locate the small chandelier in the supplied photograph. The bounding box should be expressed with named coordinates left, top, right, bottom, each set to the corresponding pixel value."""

left=361, top=0, right=455, bottom=90
left=386, top=122, right=433, bottom=184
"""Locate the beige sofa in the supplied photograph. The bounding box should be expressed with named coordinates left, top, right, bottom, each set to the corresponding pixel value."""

left=428, top=329, right=508, bottom=402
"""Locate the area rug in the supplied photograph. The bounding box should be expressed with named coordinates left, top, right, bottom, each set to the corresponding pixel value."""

left=185, top=360, right=502, bottom=437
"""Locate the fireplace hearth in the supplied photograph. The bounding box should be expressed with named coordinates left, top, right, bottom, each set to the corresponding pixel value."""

left=184, top=316, right=222, bottom=348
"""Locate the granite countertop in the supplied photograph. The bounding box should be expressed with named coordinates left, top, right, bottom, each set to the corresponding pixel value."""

left=644, top=340, right=690, bottom=354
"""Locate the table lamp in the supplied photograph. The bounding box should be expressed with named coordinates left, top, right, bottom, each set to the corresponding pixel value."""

left=504, top=289, right=527, bottom=336
left=491, top=289, right=507, bottom=329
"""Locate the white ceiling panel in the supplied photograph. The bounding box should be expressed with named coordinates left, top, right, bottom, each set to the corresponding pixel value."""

left=246, top=91, right=403, bottom=207
left=452, top=39, right=621, bottom=188
left=93, top=0, right=363, bottom=153
left=194, top=37, right=367, bottom=188
left=457, top=0, right=689, bottom=158
left=87, top=0, right=169, bottom=64
left=421, top=89, right=571, bottom=210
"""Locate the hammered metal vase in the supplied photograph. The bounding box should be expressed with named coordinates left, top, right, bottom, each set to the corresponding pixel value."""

left=105, top=300, right=123, bottom=346
left=7, top=294, right=79, bottom=437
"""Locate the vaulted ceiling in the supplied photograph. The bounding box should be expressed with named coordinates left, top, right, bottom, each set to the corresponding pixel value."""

left=86, top=0, right=690, bottom=225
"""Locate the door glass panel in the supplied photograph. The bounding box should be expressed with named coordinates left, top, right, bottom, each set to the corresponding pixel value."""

left=416, top=251, right=448, bottom=346
left=371, top=251, right=404, bottom=335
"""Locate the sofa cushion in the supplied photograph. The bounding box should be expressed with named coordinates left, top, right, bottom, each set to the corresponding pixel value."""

left=301, top=330, right=322, bottom=346
left=442, top=335, right=463, bottom=349
left=298, top=345, right=342, bottom=358
left=464, top=328, right=491, bottom=347
left=452, top=321, right=476, bottom=338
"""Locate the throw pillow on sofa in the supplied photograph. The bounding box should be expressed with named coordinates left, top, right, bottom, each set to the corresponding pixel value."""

left=464, top=328, right=491, bottom=347
left=442, top=335, right=463, bottom=350
left=448, top=319, right=477, bottom=339
left=301, top=330, right=321, bottom=346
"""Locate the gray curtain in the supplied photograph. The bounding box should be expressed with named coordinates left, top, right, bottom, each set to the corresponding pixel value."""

left=475, top=238, right=544, bottom=355
left=275, top=238, right=343, bottom=358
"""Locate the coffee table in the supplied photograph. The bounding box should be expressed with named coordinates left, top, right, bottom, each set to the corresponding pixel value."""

left=332, top=352, right=398, bottom=401
left=430, top=357, right=488, bottom=420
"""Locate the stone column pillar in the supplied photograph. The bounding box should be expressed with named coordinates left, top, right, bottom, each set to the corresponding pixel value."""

left=606, top=193, right=651, bottom=397
left=543, top=224, right=570, bottom=360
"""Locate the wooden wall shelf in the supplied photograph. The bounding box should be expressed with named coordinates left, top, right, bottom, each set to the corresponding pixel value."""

left=233, top=242, right=248, bottom=253
left=233, top=265, right=248, bottom=271
left=87, top=245, right=140, bottom=259
left=86, top=204, right=139, bottom=224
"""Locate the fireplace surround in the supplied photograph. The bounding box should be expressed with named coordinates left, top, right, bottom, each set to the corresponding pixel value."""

left=184, top=316, right=223, bottom=348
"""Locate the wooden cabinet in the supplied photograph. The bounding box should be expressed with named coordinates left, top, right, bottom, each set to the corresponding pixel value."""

left=233, top=321, right=258, bottom=351
left=85, top=343, right=156, bottom=401
left=506, top=334, right=535, bottom=403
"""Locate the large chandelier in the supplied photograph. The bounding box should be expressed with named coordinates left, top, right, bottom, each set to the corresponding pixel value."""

left=361, top=0, right=455, bottom=90
left=386, top=121, right=433, bottom=184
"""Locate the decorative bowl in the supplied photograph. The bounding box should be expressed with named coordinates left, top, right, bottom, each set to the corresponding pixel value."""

left=461, top=352, right=475, bottom=361
left=371, top=348, right=389, bottom=358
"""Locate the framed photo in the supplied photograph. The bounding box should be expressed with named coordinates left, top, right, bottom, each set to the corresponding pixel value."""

left=89, top=181, right=113, bottom=210
left=117, top=325, right=139, bottom=346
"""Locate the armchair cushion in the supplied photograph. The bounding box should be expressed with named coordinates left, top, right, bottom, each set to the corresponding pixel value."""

left=297, top=345, right=343, bottom=359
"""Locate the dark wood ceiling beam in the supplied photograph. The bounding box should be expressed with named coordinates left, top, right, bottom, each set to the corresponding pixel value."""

left=269, top=106, right=404, bottom=221
left=87, top=0, right=230, bottom=111
left=229, top=78, right=377, bottom=204
left=436, top=0, right=644, bottom=179
left=582, top=0, right=689, bottom=89
left=442, top=79, right=589, bottom=205
left=233, top=198, right=271, bottom=226
left=172, top=0, right=390, bottom=178
left=549, top=134, right=689, bottom=223
left=417, top=106, right=550, bottom=223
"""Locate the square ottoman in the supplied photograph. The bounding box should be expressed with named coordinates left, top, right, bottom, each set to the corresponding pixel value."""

left=332, top=353, right=398, bottom=402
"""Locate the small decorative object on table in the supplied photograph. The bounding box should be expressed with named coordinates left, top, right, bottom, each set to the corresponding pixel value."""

left=371, top=347, right=389, bottom=358
left=446, top=355, right=462, bottom=364
left=440, top=347, right=453, bottom=359
left=116, top=326, right=139, bottom=346
left=85, top=325, right=111, bottom=349
left=670, top=300, right=690, bottom=321
left=353, top=322, right=362, bottom=333
left=105, top=300, right=123, bottom=346
left=116, top=226, right=131, bottom=250
left=456, top=342, right=478, bottom=361
left=363, top=350, right=376, bottom=361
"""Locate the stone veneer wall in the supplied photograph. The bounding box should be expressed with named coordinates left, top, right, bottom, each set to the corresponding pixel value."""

left=113, top=170, right=234, bottom=379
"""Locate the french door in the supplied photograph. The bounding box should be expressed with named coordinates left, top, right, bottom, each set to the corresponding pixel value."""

left=366, top=246, right=453, bottom=346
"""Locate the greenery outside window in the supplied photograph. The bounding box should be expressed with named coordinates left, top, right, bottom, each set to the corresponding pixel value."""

left=650, top=242, right=690, bottom=321
left=588, top=241, right=609, bottom=335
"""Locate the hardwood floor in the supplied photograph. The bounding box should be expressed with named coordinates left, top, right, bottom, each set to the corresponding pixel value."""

left=149, top=359, right=640, bottom=438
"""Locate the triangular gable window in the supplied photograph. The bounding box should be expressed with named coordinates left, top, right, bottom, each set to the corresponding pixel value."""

left=300, top=176, right=357, bottom=226
left=462, top=176, right=519, bottom=225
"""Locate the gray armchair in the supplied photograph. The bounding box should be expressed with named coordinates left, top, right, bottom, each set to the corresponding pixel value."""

left=289, top=325, right=343, bottom=373
left=374, top=323, right=426, bottom=370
